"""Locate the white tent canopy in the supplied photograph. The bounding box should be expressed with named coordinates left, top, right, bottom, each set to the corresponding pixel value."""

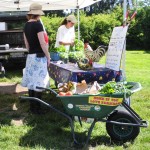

left=0, top=0, right=102, bottom=39
left=0, top=0, right=101, bottom=12
left=0, top=0, right=127, bottom=40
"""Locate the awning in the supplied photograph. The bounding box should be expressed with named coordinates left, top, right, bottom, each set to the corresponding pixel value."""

left=0, top=0, right=101, bottom=12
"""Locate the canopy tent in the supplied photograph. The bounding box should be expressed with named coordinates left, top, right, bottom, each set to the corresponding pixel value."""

left=0, top=0, right=101, bottom=11
left=0, top=0, right=102, bottom=39
left=0, top=0, right=129, bottom=79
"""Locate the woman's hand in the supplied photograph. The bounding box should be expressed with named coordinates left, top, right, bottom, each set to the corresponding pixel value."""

left=47, top=58, right=50, bottom=67
left=70, top=41, right=74, bottom=46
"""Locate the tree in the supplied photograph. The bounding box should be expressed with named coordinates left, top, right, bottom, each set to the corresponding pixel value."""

left=138, top=0, right=150, bottom=7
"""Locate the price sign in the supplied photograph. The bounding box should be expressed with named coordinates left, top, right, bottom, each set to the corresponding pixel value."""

left=105, top=26, right=128, bottom=71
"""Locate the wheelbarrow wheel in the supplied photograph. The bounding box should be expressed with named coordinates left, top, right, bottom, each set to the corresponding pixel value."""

left=106, top=111, right=140, bottom=142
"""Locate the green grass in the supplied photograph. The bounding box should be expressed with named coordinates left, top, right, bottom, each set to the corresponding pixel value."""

left=0, top=70, right=22, bottom=83
left=0, top=51, right=150, bottom=150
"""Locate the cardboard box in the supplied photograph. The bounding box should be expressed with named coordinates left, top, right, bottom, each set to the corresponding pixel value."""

left=0, top=22, right=7, bottom=31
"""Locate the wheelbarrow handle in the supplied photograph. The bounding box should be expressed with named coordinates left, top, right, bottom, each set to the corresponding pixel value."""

left=130, top=82, right=142, bottom=94
left=36, top=86, right=58, bottom=95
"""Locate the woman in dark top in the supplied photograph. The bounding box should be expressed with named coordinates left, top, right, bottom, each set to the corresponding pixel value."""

left=21, top=3, right=50, bottom=114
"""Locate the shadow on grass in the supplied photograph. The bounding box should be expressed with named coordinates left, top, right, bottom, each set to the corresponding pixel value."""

left=0, top=93, right=134, bottom=149
left=4, top=70, right=22, bottom=80
left=143, top=50, right=150, bottom=54
left=18, top=102, right=132, bottom=150
left=19, top=113, right=132, bottom=150
left=0, top=94, right=27, bottom=125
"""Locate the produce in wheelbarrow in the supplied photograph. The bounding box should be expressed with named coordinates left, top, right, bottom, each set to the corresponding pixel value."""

left=59, top=91, right=73, bottom=96
left=57, top=80, right=134, bottom=96
left=99, top=81, right=132, bottom=96
left=58, top=81, right=76, bottom=93
left=58, top=80, right=101, bottom=95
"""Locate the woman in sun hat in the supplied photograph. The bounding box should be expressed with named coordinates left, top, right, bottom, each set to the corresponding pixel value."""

left=55, top=14, right=77, bottom=51
left=21, top=3, right=51, bottom=114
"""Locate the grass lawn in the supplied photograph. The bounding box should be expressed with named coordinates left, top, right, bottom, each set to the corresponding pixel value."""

left=0, top=50, right=150, bottom=150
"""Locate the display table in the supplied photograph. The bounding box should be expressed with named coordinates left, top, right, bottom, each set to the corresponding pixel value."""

left=49, top=62, right=122, bottom=84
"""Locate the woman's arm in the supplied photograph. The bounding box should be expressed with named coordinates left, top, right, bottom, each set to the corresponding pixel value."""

left=59, top=41, right=74, bottom=46
left=23, top=33, right=29, bottom=51
left=37, top=31, right=51, bottom=66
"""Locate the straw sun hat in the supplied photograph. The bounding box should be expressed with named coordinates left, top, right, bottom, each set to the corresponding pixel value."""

left=27, top=3, right=44, bottom=15
left=66, top=15, right=77, bottom=24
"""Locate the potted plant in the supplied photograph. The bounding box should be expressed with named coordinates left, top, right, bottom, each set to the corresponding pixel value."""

left=69, top=51, right=85, bottom=63
left=60, top=52, right=69, bottom=64
left=69, top=52, right=77, bottom=63
left=69, top=39, right=84, bottom=52
left=50, top=45, right=66, bottom=61
left=74, top=39, right=84, bottom=51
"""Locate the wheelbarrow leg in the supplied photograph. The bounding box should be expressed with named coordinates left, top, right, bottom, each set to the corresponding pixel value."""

left=19, top=96, right=79, bottom=145
left=69, top=118, right=81, bottom=146
left=84, top=119, right=97, bottom=147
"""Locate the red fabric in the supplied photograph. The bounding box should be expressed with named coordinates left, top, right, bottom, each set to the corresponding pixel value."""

left=44, top=32, right=49, bottom=44
left=130, top=11, right=137, bottom=20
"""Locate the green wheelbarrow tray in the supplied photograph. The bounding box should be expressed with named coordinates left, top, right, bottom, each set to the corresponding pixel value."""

left=57, top=82, right=142, bottom=119
left=19, top=81, right=148, bottom=147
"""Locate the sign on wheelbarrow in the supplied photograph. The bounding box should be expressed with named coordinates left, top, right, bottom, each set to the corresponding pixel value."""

left=89, top=96, right=123, bottom=106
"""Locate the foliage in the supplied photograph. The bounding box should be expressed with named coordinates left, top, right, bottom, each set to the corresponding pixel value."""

left=70, top=39, right=84, bottom=52
left=59, top=52, right=68, bottom=59
left=41, top=6, right=150, bottom=50
left=127, top=7, right=150, bottom=50
left=85, top=0, right=121, bottom=15
left=99, top=81, right=132, bottom=95
left=68, top=51, right=84, bottom=61
left=50, top=45, right=66, bottom=53
left=74, top=39, right=84, bottom=51
left=141, top=7, right=150, bottom=50
left=137, top=0, right=150, bottom=7
left=42, top=16, right=62, bottom=48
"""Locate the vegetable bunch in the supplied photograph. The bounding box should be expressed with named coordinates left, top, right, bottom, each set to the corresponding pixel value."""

left=99, top=81, right=132, bottom=95
left=70, top=39, right=84, bottom=51
left=50, top=45, right=66, bottom=53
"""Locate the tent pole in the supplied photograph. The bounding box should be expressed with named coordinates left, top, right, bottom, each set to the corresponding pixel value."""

left=122, top=0, right=127, bottom=81
left=123, top=0, right=127, bottom=24
left=77, top=0, right=80, bottom=40
left=77, top=7, right=80, bottom=40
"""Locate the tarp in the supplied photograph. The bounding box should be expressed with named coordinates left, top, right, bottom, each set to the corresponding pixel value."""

left=0, top=0, right=101, bottom=12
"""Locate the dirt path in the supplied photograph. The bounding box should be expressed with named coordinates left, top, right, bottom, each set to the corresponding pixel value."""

left=0, top=82, right=28, bottom=94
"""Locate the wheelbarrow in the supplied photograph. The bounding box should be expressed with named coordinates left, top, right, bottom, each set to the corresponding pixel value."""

left=20, top=82, right=148, bottom=147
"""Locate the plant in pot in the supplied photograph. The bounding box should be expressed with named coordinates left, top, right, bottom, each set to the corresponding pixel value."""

left=60, top=52, right=69, bottom=64
left=74, top=39, right=84, bottom=51
left=69, top=52, right=77, bottom=63
left=69, top=51, right=85, bottom=63
left=50, top=45, right=66, bottom=61
left=69, top=39, right=84, bottom=52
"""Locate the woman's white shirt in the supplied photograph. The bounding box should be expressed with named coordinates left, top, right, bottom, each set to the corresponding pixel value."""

left=55, top=25, right=75, bottom=51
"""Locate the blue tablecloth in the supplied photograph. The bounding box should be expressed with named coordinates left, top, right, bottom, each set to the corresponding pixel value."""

left=49, top=62, right=122, bottom=84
